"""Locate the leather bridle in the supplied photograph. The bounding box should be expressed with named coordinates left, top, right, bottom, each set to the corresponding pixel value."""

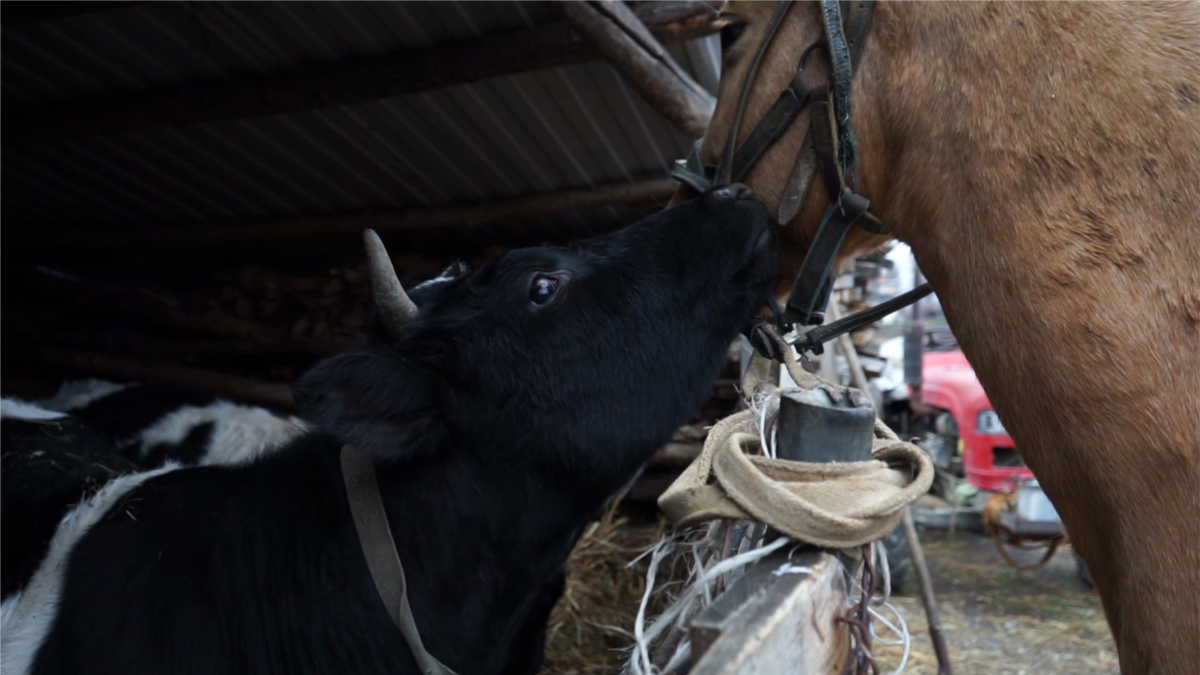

left=672, top=0, right=932, bottom=357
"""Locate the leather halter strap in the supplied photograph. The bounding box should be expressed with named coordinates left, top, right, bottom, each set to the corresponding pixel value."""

left=341, top=445, right=460, bottom=675
left=672, top=1, right=875, bottom=197
left=671, top=1, right=881, bottom=328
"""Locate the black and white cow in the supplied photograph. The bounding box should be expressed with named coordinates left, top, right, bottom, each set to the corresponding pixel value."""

left=38, top=380, right=308, bottom=468
left=0, top=400, right=137, bottom=601
left=2, top=186, right=776, bottom=675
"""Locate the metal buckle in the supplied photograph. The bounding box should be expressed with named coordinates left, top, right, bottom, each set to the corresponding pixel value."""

left=671, top=139, right=716, bottom=193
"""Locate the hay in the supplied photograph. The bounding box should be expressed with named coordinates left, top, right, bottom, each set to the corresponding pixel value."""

left=539, top=510, right=691, bottom=675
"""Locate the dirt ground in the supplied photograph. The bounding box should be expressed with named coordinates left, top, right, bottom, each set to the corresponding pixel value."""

left=540, top=523, right=1118, bottom=675
left=874, top=531, right=1118, bottom=675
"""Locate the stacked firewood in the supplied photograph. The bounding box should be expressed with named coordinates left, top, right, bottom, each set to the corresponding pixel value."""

left=209, top=266, right=371, bottom=344
left=203, top=250, right=507, bottom=342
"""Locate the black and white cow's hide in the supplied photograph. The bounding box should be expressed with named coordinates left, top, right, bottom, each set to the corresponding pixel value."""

left=39, top=380, right=308, bottom=468
left=0, top=400, right=139, bottom=600
left=2, top=186, right=776, bottom=675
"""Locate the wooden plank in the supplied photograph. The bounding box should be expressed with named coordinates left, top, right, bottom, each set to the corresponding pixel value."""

left=3, top=2, right=722, bottom=147
left=902, top=506, right=954, bottom=675
left=556, top=1, right=715, bottom=137
left=6, top=177, right=677, bottom=250
left=648, top=441, right=704, bottom=468
left=689, top=550, right=850, bottom=675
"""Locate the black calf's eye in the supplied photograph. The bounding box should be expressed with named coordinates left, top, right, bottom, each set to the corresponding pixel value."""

left=529, top=275, right=560, bottom=306
left=720, top=20, right=747, bottom=52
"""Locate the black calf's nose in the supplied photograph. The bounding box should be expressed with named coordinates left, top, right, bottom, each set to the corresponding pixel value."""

left=712, top=183, right=755, bottom=201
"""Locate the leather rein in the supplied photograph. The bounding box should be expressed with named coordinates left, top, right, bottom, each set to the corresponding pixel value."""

left=671, top=0, right=932, bottom=359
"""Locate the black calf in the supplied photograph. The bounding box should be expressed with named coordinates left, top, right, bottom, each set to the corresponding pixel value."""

left=21, top=188, right=776, bottom=675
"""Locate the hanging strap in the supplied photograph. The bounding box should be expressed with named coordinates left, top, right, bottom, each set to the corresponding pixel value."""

left=341, top=445, right=460, bottom=675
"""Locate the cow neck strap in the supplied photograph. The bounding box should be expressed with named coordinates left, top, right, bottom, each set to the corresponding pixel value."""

left=341, top=445, right=460, bottom=675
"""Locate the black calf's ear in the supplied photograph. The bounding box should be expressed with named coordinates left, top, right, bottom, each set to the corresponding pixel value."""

left=294, top=349, right=444, bottom=461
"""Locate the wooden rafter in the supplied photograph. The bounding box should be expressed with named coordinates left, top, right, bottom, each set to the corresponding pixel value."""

left=3, top=2, right=722, bottom=147
left=557, top=1, right=716, bottom=137
left=6, top=177, right=679, bottom=249
left=0, top=1, right=140, bottom=26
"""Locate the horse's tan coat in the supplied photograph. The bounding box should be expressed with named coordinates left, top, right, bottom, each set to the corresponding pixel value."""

left=679, top=2, right=1200, bottom=672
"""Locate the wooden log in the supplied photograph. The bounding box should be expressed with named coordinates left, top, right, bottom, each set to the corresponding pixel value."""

left=632, top=1, right=724, bottom=43
left=688, top=550, right=850, bottom=674
left=2, top=327, right=343, bottom=359
left=15, top=348, right=296, bottom=411
left=8, top=177, right=678, bottom=250
left=648, top=441, right=703, bottom=468
left=3, top=2, right=721, bottom=147
left=622, top=470, right=680, bottom=503
left=827, top=300, right=874, bottom=395
left=557, top=1, right=715, bottom=137
left=0, top=1, right=140, bottom=26
left=27, top=267, right=284, bottom=341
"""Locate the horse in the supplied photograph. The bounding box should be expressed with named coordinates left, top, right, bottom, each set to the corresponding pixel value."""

left=672, top=2, right=1200, bottom=673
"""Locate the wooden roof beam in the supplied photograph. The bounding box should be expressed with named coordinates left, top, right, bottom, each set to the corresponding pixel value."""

left=3, top=2, right=722, bottom=147
left=7, top=177, right=679, bottom=250
left=0, top=1, right=142, bottom=26
left=556, top=1, right=716, bottom=137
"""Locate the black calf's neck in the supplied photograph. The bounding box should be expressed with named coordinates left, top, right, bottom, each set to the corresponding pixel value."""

left=369, top=429, right=644, bottom=672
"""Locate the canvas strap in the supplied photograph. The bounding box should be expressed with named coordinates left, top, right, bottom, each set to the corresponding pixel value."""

left=658, top=330, right=935, bottom=549
left=341, top=445, right=460, bottom=675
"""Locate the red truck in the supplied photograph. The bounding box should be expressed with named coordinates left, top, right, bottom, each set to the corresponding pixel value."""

left=912, top=341, right=1031, bottom=493
left=878, top=320, right=1077, bottom=577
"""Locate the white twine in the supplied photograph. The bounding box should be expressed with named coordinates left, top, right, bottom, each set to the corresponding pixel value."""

left=870, top=601, right=912, bottom=675
left=626, top=537, right=791, bottom=675
left=876, top=539, right=892, bottom=605
left=748, top=382, right=783, bottom=463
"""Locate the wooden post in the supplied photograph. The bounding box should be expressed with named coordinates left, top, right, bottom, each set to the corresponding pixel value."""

left=825, top=299, right=874, bottom=395
left=901, top=506, right=954, bottom=675
left=687, top=550, right=850, bottom=674
left=556, top=1, right=715, bottom=137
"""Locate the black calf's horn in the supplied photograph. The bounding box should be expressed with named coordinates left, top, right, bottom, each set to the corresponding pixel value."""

left=363, top=229, right=418, bottom=339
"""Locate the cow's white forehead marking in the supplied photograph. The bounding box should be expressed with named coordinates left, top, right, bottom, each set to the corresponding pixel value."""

left=411, top=263, right=466, bottom=293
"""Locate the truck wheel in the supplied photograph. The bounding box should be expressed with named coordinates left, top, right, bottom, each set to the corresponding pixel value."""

left=880, top=523, right=911, bottom=594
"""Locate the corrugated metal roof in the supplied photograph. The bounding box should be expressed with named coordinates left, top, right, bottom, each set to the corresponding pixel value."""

left=1, top=0, right=720, bottom=258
